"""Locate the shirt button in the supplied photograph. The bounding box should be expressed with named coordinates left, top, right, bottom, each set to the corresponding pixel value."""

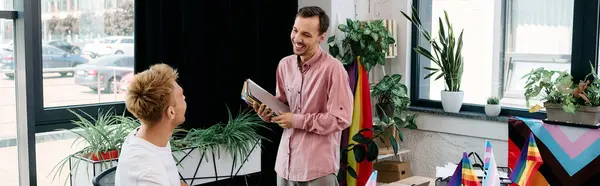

left=297, top=91, right=300, bottom=94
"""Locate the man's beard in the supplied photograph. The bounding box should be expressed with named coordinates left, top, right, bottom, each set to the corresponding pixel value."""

left=293, top=42, right=309, bottom=55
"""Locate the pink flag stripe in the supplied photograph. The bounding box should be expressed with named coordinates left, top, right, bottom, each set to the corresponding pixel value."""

left=543, top=123, right=600, bottom=158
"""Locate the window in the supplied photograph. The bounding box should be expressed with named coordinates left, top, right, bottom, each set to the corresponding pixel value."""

left=115, top=57, right=134, bottom=66
left=410, top=0, right=597, bottom=117
left=120, top=38, right=133, bottom=43
left=101, top=38, right=118, bottom=43
left=41, top=0, right=134, bottom=108
left=0, top=19, right=16, bottom=185
left=413, top=0, right=503, bottom=105
left=43, top=45, right=64, bottom=55
left=502, top=0, right=574, bottom=109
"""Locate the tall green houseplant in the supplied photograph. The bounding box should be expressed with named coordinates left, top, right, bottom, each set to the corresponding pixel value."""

left=327, top=19, right=395, bottom=72
left=402, top=8, right=465, bottom=113
left=327, top=19, right=395, bottom=184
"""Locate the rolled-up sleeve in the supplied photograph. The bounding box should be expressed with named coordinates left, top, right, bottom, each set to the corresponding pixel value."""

left=291, top=63, right=353, bottom=135
left=275, top=61, right=288, bottom=104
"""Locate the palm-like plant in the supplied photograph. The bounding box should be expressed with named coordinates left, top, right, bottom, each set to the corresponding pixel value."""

left=180, top=106, right=270, bottom=168
left=401, top=7, right=464, bottom=91
left=49, top=108, right=140, bottom=184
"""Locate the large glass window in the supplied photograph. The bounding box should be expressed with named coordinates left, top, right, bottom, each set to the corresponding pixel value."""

left=40, top=0, right=134, bottom=108
left=502, top=0, right=574, bottom=108
left=413, top=0, right=574, bottom=110
left=0, top=18, right=16, bottom=185
left=415, top=0, right=501, bottom=105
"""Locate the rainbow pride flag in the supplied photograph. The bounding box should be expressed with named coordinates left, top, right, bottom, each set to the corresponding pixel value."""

left=342, top=57, right=373, bottom=186
left=448, top=152, right=481, bottom=186
left=510, top=133, right=543, bottom=186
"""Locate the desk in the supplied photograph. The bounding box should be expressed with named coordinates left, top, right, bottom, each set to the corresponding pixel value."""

left=510, top=117, right=600, bottom=185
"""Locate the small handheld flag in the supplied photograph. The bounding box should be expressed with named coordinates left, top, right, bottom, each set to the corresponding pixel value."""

left=509, top=133, right=543, bottom=186
left=365, top=171, right=378, bottom=186
left=482, top=140, right=500, bottom=186
left=447, top=152, right=481, bottom=186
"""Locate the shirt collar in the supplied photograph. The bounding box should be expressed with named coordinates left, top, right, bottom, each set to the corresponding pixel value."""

left=297, top=47, right=323, bottom=71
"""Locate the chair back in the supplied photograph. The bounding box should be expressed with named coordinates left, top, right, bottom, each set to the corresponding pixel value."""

left=92, top=167, right=117, bottom=186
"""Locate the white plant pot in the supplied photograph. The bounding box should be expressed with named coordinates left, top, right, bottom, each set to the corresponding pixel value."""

left=485, top=104, right=501, bottom=117
left=440, top=90, right=464, bottom=113
left=173, top=140, right=261, bottom=185
left=69, top=155, right=118, bottom=186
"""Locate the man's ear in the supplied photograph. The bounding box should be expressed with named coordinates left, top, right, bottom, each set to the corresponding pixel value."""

left=167, top=106, right=176, bottom=119
left=318, top=32, right=327, bottom=43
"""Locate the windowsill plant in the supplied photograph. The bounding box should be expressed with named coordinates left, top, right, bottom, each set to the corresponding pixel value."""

left=401, top=7, right=465, bottom=113
left=524, top=64, right=600, bottom=125
left=485, top=96, right=501, bottom=117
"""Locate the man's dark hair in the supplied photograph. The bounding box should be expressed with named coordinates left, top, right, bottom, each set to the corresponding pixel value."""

left=297, top=6, right=329, bottom=34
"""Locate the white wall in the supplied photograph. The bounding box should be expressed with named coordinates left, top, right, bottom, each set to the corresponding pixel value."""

left=400, top=113, right=508, bottom=177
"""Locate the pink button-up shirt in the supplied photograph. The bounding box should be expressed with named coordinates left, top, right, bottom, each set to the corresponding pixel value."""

left=274, top=47, right=354, bottom=181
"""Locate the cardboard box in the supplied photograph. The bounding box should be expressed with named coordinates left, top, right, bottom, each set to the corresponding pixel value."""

left=373, top=161, right=412, bottom=183
left=380, top=176, right=435, bottom=186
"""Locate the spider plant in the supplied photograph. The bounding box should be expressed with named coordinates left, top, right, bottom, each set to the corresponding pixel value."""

left=180, top=106, right=270, bottom=169
left=49, top=108, right=139, bottom=184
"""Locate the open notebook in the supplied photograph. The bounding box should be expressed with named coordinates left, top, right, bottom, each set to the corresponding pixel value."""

left=241, top=79, right=290, bottom=115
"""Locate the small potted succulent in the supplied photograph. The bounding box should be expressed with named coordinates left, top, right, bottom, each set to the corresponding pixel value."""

left=485, top=97, right=501, bottom=116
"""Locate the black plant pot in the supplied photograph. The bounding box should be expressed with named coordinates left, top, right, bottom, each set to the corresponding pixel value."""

left=376, top=103, right=394, bottom=120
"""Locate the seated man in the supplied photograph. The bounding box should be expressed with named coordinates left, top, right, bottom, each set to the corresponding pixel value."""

left=115, top=64, right=188, bottom=186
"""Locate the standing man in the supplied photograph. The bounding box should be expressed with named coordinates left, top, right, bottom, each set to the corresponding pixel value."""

left=253, top=6, right=354, bottom=186
left=116, top=64, right=189, bottom=186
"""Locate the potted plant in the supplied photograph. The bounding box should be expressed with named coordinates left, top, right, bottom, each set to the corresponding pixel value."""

left=337, top=73, right=417, bottom=182
left=370, top=73, right=418, bottom=149
left=49, top=108, right=140, bottom=186
left=327, top=19, right=396, bottom=72
left=485, top=97, right=501, bottom=117
left=401, top=8, right=465, bottom=113
left=524, top=65, right=600, bottom=126
left=173, top=106, right=269, bottom=185
left=371, top=74, right=409, bottom=121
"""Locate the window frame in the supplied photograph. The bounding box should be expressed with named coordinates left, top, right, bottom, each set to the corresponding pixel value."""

left=409, top=0, right=600, bottom=119
left=28, top=0, right=133, bottom=132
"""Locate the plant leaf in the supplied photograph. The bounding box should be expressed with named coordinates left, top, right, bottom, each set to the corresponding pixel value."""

left=352, top=133, right=371, bottom=144
left=435, top=72, right=446, bottom=81
left=390, top=134, right=398, bottom=155
left=424, top=71, right=437, bottom=79
left=424, top=67, right=438, bottom=71
left=397, top=128, right=404, bottom=142
left=347, top=166, right=358, bottom=178
left=327, top=36, right=336, bottom=44
left=371, top=33, right=379, bottom=41
left=367, top=141, right=379, bottom=162
left=338, top=24, right=348, bottom=32
left=414, top=47, right=439, bottom=64
left=353, top=145, right=366, bottom=162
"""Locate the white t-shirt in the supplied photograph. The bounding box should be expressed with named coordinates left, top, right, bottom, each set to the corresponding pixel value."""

left=115, top=129, right=181, bottom=186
